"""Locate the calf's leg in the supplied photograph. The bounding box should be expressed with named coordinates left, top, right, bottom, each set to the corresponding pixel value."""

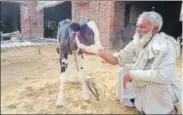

left=75, top=51, right=89, bottom=101
left=56, top=53, right=68, bottom=107
left=67, top=54, right=75, bottom=82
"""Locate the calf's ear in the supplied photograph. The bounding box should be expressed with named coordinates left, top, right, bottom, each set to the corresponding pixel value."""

left=69, top=23, right=80, bottom=32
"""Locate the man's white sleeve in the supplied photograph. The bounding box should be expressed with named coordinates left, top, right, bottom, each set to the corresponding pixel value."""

left=129, top=65, right=175, bottom=84
left=114, top=41, right=136, bottom=67
left=129, top=40, right=174, bottom=84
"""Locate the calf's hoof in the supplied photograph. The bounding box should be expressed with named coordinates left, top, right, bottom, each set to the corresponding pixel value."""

left=56, top=98, right=63, bottom=107
left=56, top=103, right=64, bottom=108
left=84, top=99, right=91, bottom=104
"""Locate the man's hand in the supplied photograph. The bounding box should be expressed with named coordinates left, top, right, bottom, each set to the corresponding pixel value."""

left=97, top=48, right=105, bottom=57
left=80, top=46, right=103, bottom=55
left=81, top=49, right=97, bottom=55
left=97, top=48, right=119, bottom=65
left=123, top=72, right=132, bottom=89
left=76, top=35, right=103, bottom=55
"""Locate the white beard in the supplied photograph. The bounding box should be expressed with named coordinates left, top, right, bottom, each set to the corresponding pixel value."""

left=133, top=31, right=153, bottom=49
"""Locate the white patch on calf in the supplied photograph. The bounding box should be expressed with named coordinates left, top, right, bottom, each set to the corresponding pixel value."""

left=56, top=73, right=66, bottom=106
left=87, top=21, right=103, bottom=50
left=75, top=53, right=89, bottom=100
left=67, top=55, right=75, bottom=82
left=87, top=22, right=100, bottom=44
left=61, top=58, right=68, bottom=66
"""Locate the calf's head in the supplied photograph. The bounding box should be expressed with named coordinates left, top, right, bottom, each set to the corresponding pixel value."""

left=69, top=21, right=103, bottom=53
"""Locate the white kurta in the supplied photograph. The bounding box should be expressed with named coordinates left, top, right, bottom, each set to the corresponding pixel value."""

left=115, top=32, right=182, bottom=114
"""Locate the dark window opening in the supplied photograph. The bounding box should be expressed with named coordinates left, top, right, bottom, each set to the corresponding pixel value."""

left=44, top=1, right=72, bottom=38
left=1, top=1, right=21, bottom=33
left=124, top=3, right=131, bottom=27
left=134, top=1, right=182, bottom=39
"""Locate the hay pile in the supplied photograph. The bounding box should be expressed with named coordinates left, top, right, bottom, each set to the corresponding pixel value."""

left=1, top=45, right=182, bottom=114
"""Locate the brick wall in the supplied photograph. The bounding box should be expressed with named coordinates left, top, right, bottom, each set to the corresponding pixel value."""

left=18, top=1, right=138, bottom=49
left=72, top=1, right=115, bottom=50
left=113, top=1, right=125, bottom=31
left=110, top=2, right=140, bottom=50
left=72, top=1, right=138, bottom=50
left=20, top=1, right=43, bottom=39
left=110, top=1, right=126, bottom=50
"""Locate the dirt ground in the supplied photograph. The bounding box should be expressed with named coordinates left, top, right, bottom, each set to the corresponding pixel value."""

left=1, top=45, right=182, bottom=114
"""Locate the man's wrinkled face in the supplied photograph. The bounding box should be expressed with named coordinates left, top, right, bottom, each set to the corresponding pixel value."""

left=136, top=17, right=152, bottom=35
left=133, top=17, right=154, bottom=48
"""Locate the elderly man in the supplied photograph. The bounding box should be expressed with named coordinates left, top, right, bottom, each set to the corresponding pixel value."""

left=79, top=11, right=182, bottom=114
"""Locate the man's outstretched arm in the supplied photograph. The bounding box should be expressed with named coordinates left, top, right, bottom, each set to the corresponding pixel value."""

left=80, top=40, right=135, bottom=66
left=81, top=49, right=97, bottom=55
left=97, top=49, right=119, bottom=65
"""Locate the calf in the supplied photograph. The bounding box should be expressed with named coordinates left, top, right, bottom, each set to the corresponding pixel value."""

left=56, top=19, right=102, bottom=107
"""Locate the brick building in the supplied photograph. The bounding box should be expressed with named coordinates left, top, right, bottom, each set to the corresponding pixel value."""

left=1, top=1, right=44, bottom=39
left=1, top=1, right=182, bottom=50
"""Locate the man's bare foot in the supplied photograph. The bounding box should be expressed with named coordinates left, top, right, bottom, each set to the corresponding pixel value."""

left=169, top=106, right=177, bottom=114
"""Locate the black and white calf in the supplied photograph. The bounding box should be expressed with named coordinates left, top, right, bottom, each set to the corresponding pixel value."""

left=56, top=19, right=102, bottom=107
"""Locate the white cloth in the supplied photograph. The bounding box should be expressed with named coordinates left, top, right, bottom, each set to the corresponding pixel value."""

left=115, top=32, right=182, bottom=114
